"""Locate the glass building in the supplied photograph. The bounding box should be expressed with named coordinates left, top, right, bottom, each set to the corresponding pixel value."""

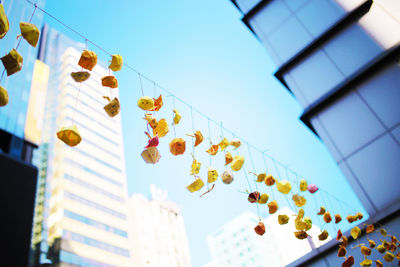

left=230, top=0, right=400, bottom=265
left=0, top=0, right=46, bottom=138
left=31, top=25, right=132, bottom=267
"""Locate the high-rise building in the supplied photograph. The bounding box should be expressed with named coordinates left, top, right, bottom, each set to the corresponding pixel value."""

left=229, top=0, right=400, bottom=265
left=31, top=25, right=131, bottom=267
left=206, top=209, right=330, bottom=267
left=128, top=185, right=192, bottom=267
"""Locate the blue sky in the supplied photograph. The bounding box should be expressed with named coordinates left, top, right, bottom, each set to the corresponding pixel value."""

left=43, top=0, right=366, bottom=266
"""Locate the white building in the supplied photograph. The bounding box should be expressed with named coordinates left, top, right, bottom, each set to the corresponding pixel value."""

left=207, top=208, right=330, bottom=267
left=35, top=25, right=132, bottom=267
left=128, top=185, right=192, bottom=267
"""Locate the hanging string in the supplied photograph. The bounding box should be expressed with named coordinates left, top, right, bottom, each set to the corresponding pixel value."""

left=247, top=142, right=259, bottom=191
left=207, top=118, right=212, bottom=167
left=190, top=107, right=195, bottom=157
left=22, top=0, right=362, bottom=216
left=138, top=73, right=144, bottom=96
left=172, top=96, right=177, bottom=138
left=262, top=152, right=276, bottom=200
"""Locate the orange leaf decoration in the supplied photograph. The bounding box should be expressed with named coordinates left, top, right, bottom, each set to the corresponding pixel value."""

left=78, top=50, right=97, bottom=71
left=225, top=152, right=233, bottom=165
left=169, top=138, right=186, bottom=156
left=101, top=76, right=118, bottom=88
left=336, top=229, right=343, bottom=241
left=206, top=145, right=219, bottom=156
left=150, top=95, right=163, bottom=111
left=335, top=214, right=342, bottom=224
left=187, top=131, right=203, bottom=147
left=254, top=221, right=266, bottom=236
left=366, top=224, right=374, bottom=234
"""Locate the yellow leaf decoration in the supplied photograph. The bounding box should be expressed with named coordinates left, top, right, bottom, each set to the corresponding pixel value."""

left=0, top=86, right=8, bottom=107
left=71, top=71, right=90, bottom=82
left=190, top=158, right=201, bottom=175
left=186, top=178, right=204, bottom=193
left=144, top=114, right=158, bottom=129
left=257, top=193, right=269, bottom=204
left=278, top=215, right=289, bottom=225
left=109, top=54, right=123, bottom=72
left=173, top=109, right=181, bottom=125
left=153, top=118, right=169, bottom=137
left=292, top=194, right=306, bottom=207
left=56, top=125, right=81, bottom=147
left=218, top=138, right=229, bottom=151
left=300, top=179, right=307, bottom=191
left=350, top=226, right=361, bottom=240
left=19, top=22, right=40, bottom=47
left=138, top=96, right=155, bottom=111
left=230, top=138, right=241, bottom=149
left=276, top=180, right=291, bottom=194
left=207, top=168, right=218, bottom=183
left=268, top=200, right=278, bottom=214
left=231, top=155, right=244, bottom=171
left=0, top=3, right=10, bottom=39
left=103, top=97, right=120, bottom=117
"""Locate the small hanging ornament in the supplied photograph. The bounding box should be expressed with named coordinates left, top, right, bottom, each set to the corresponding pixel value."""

left=71, top=71, right=90, bottom=82
left=368, top=239, right=375, bottom=248
left=101, top=76, right=118, bottom=88
left=172, top=109, right=181, bottom=125
left=186, top=178, right=204, bottom=193
left=221, top=170, right=234, bottom=184
left=257, top=193, right=269, bottom=204
left=265, top=174, right=276, bottom=186
left=323, top=212, right=332, bottom=223
left=341, top=236, right=348, bottom=248
left=141, top=146, right=161, bottom=164
left=383, top=252, right=394, bottom=262
left=206, top=144, right=219, bottom=156
left=335, top=214, right=342, bottom=224
left=296, top=208, right=304, bottom=221
left=169, top=138, right=186, bottom=156
left=317, top=207, right=326, bottom=215
left=150, top=95, right=163, bottom=111
left=250, top=172, right=266, bottom=182
left=360, top=246, right=371, bottom=256
left=137, top=96, right=155, bottom=111
left=375, top=260, right=383, bottom=267
left=230, top=138, right=241, bottom=149
left=337, top=246, right=346, bottom=257
left=187, top=131, right=203, bottom=147
left=190, top=157, right=201, bottom=175
left=292, top=194, right=306, bottom=207
left=248, top=191, right=260, bottom=203
left=377, top=244, right=386, bottom=253
left=307, top=184, right=319, bottom=193
left=103, top=97, right=120, bottom=117
left=276, top=180, right=291, bottom=194
left=278, top=215, right=289, bottom=225
left=341, top=256, right=354, bottom=267
left=109, top=54, right=123, bottom=72
left=0, top=86, right=8, bottom=107
left=78, top=50, right=97, bottom=71
left=144, top=132, right=159, bottom=149
left=224, top=151, right=233, bottom=165
left=218, top=138, right=229, bottom=151
left=346, top=215, right=358, bottom=223
left=299, top=179, right=308, bottom=191
left=19, top=22, right=40, bottom=47
left=254, top=221, right=266, bottom=236
left=380, top=228, right=387, bottom=237
left=359, top=259, right=372, bottom=266
left=350, top=226, right=361, bottom=240
left=56, top=125, right=81, bottom=147
left=365, top=224, right=374, bottom=234
left=144, top=114, right=158, bottom=129
left=1, top=49, right=23, bottom=76
left=294, top=230, right=308, bottom=240
left=356, top=212, right=363, bottom=220
left=207, top=168, right=218, bottom=183
left=153, top=118, right=169, bottom=137
left=268, top=200, right=278, bottom=214
left=304, top=217, right=312, bottom=231
left=0, top=3, right=9, bottom=39
left=318, top=230, right=329, bottom=241
left=336, top=229, right=343, bottom=241
left=231, top=155, right=244, bottom=171
left=295, top=219, right=308, bottom=231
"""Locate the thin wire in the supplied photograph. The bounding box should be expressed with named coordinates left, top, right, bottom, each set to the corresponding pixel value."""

left=207, top=118, right=212, bottom=167
left=247, top=142, right=259, bottom=191
left=262, top=153, right=275, bottom=199
left=24, top=0, right=361, bottom=214
left=190, top=107, right=195, bottom=157
left=138, top=73, right=144, bottom=96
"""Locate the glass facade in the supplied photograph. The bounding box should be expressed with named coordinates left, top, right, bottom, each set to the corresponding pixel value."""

left=0, top=0, right=46, bottom=138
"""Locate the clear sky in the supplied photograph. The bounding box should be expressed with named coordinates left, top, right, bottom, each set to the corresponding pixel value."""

left=43, top=0, right=366, bottom=266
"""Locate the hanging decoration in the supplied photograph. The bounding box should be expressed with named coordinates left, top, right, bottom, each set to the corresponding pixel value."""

left=169, top=138, right=186, bottom=156
left=103, top=97, right=120, bottom=117
left=0, top=86, right=8, bottom=107
left=173, top=109, right=181, bottom=125
left=221, top=170, right=234, bottom=184
left=71, top=71, right=90, bottom=82
left=153, top=118, right=169, bottom=137
left=207, top=168, right=218, bottom=183
left=258, top=193, right=269, bottom=204
left=0, top=3, right=9, bottom=39
left=265, top=174, right=276, bottom=186
left=230, top=138, right=241, bottom=149
left=141, top=146, right=161, bottom=164
left=186, top=177, right=205, bottom=193
left=19, top=22, right=40, bottom=47
left=206, top=144, right=219, bottom=156
left=187, top=131, right=203, bottom=147
left=218, top=138, right=229, bottom=151
left=138, top=96, right=155, bottom=111
left=109, top=54, right=123, bottom=72
left=231, top=155, right=244, bottom=171
left=224, top=151, right=233, bottom=165
left=254, top=221, right=266, bottom=236
left=101, top=75, right=118, bottom=88
left=78, top=49, right=97, bottom=71
left=276, top=180, right=291, bottom=194
left=2, top=49, right=23, bottom=76
left=56, top=125, right=81, bottom=147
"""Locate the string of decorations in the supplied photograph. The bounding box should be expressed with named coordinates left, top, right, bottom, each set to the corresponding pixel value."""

left=1, top=2, right=398, bottom=266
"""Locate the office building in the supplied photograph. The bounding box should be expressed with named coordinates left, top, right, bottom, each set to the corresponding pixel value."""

left=230, top=0, right=400, bottom=265
left=0, top=0, right=46, bottom=266
left=128, top=185, right=192, bottom=267
left=31, top=25, right=131, bottom=267
left=207, top=209, right=329, bottom=267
